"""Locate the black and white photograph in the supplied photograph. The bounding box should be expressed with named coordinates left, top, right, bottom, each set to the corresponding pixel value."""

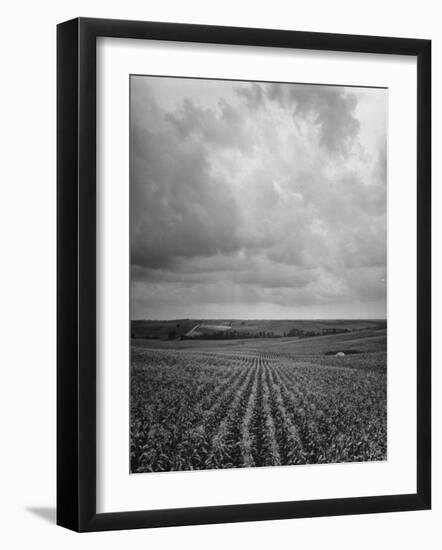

left=51, top=11, right=433, bottom=536
left=129, top=75, right=388, bottom=474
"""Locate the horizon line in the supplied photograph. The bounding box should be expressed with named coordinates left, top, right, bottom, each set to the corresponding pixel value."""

left=131, top=317, right=388, bottom=322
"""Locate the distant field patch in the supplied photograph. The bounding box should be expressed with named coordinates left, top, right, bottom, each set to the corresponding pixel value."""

left=186, top=324, right=232, bottom=337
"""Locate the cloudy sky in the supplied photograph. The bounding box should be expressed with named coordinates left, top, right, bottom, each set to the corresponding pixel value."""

left=130, top=76, right=387, bottom=320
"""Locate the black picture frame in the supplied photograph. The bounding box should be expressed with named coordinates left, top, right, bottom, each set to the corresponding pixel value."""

left=57, top=17, right=431, bottom=532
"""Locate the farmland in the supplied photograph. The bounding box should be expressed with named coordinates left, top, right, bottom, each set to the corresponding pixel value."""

left=130, top=321, right=387, bottom=473
left=131, top=318, right=385, bottom=340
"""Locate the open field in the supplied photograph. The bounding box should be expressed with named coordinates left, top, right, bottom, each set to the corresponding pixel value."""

left=130, top=321, right=387, bottom=473
left=131, top=318, right=386, bottom=340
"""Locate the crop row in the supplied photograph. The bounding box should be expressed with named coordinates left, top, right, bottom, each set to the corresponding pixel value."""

left=130, top=347, right=386, bottom=473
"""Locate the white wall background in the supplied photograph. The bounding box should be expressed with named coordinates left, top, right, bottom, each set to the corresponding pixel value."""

left=0, top=0, right=439, bottom=548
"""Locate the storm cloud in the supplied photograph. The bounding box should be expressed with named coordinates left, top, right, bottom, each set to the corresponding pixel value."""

left=130, top=77, right=387, bottom=319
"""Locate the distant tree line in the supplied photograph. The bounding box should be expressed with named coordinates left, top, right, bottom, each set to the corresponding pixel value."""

left=132, top=326, right=352, bottom=341
left=285, top=327, right=350, bottom=338
left=182, top=330, right=279, bottom=340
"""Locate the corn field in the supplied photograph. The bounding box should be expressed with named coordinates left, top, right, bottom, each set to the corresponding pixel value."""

left=130, top=347, right=386, bottom=473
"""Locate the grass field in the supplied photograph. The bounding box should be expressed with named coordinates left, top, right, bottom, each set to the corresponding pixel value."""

left=130, top=321, right=387, bottom=473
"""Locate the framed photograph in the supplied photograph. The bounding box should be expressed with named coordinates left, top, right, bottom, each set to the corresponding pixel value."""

left=57, top=17, right=431, bottom=532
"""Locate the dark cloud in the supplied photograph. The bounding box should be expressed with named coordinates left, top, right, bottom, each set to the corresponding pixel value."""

left=130, top=92, right=241, bottom=270
left=270, top=83, right=360, bottom=154
left=235, top=82, right=265, bottom=109
left=238, top=82, right=360, bottom=155
left=166, top=98, right=252, bottom=154
left=130, top=76, right=387, bottom=319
